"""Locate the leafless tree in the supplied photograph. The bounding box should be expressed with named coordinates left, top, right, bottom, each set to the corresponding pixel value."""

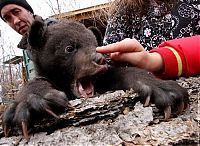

left=0, top=24, right=23, bottom=100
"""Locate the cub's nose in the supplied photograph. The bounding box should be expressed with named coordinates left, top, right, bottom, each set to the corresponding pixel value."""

left=93, top=53, right=106, bottom=65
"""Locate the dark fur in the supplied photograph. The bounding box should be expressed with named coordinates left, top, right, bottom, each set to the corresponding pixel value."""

left=2, top=17, right=189, bottom=137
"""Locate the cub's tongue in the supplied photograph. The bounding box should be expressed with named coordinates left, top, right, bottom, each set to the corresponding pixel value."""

left=78, top=80, right=94, bottom=98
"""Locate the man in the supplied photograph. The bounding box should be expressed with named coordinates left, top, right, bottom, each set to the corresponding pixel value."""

left=0, top=0, right=57, bottom=51
left=0, top=0, right=57, bottom=80
left=0, top=0, right=58, bottom=79
left=0, top=0, right=34, bottom=35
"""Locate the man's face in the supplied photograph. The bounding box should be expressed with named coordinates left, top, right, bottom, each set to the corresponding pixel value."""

left=1, top=4, right=34, bottom=35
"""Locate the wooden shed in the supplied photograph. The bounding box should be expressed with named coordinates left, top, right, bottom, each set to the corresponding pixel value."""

left=51, top=2, right=110, bottom=36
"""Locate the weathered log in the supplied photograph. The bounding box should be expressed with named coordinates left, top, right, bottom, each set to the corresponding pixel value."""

left=0, top=76, right=199, bottom=146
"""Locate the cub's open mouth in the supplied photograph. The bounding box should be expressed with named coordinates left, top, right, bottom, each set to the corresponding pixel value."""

left=77, top=77, right=94, bottom=97
left=75, top=65, right=108, bottom=98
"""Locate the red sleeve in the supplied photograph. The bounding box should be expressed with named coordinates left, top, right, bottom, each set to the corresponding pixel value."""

left=150, top=35, right=200, bottom=79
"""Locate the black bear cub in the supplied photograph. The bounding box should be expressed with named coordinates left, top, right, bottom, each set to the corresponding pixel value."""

left=2, top=17, right=189, bottom=140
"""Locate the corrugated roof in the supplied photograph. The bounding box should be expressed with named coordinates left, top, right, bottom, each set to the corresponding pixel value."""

left=3, top=56, right=23, bottom=64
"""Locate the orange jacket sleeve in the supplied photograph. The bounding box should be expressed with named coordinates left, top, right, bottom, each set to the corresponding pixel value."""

left=150, top=35, right=200, bottom=79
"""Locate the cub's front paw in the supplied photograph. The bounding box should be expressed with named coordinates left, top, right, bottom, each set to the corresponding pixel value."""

left=2, top=77, right=72, bottom=140
left=138, top=79, right=189, bottom=120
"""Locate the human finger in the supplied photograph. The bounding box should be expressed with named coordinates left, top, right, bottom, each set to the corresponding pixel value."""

left=96, top=38, right=143, bottom=53
left=110, top=51, right=148, bottom=67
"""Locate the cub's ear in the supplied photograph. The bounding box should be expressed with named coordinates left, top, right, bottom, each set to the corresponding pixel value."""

left=88, top=26, right=103, bottom=46
left=28, top=16, right=47, bottom=48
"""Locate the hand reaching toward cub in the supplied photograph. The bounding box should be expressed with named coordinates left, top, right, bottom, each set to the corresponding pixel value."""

left=96, top=38, right=164, bottom=73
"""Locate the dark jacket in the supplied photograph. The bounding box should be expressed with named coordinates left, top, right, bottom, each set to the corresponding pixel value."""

left=104, top=0, right=200, bottom=51
left=17, top=15, right=58, bottom=59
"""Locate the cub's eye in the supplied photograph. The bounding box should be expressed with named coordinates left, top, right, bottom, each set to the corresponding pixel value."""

left=64, top=45, right=74, bottom=53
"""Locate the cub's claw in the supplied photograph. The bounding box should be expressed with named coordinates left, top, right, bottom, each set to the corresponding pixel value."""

left=143, top=95, right=151, bottom=107
left=164, top=101, right=188, bottom=120
left=176, top=102, right=185, bottom=115
left=164, top=106, right=171, bottom=120
left=45, top=108, right=60, bottom=119
left=3, top=125, right=10, bottom=137
left=22, top=121, right=29, bottom=141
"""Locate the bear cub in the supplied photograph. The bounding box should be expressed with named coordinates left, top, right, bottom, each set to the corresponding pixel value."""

left=2, top=17, right=189, bottom=140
